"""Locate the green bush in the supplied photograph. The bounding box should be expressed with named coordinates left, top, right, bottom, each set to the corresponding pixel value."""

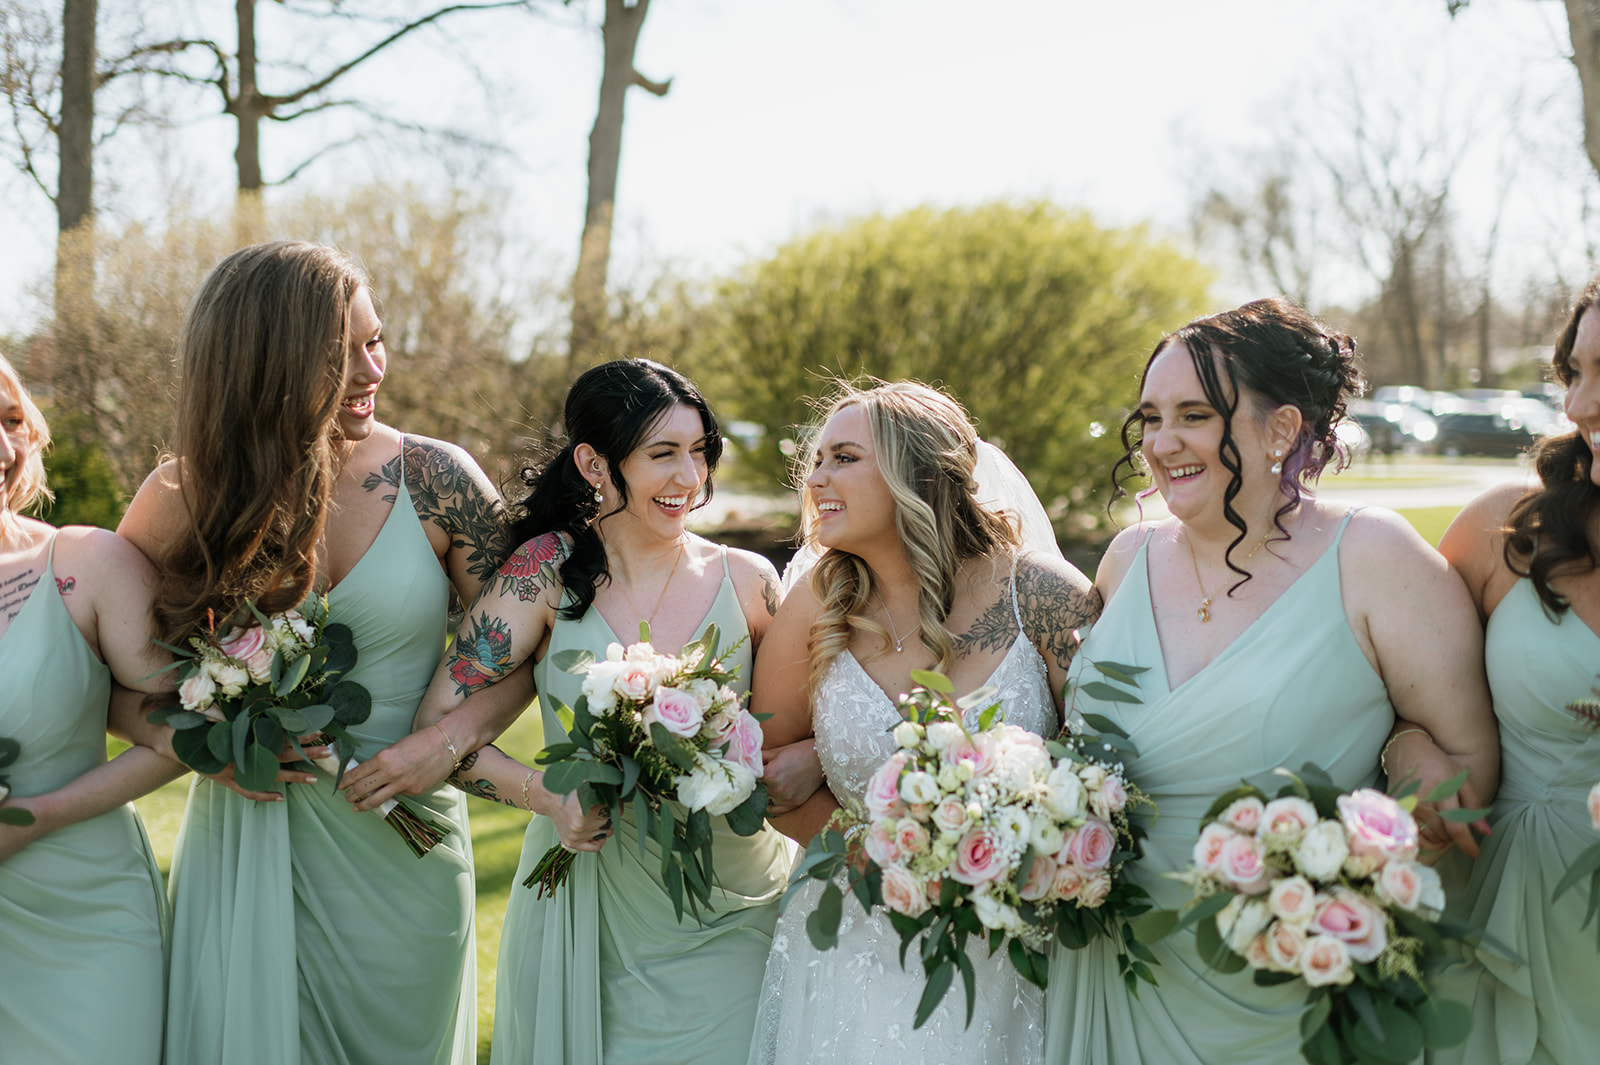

left=34, top=411, right=127, bottom=529
left=682, top=202, right=1212, bottom=534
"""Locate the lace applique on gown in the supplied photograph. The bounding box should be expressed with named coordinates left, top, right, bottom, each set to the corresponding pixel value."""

left=746, top=580, right=1056, bottom=1065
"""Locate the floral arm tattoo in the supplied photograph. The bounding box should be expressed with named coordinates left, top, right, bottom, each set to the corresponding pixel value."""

left=445, top=611, right=517, bottom=698
left=1014, top=558, right=1102, bottom=670
left=760, top=568, right=781, bottom=618
left=952, top=592, right=1021, bottom=659
left=448, top=746, right=517, bottom=805
left=364, top=437, right=511, bottom=587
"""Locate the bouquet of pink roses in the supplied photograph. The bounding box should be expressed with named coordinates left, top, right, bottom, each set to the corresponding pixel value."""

left=789, top=670, right=1152, bottom=1029
left=523, top=623, right=769, bottom=921
left=1136, top=764, right=1477, bottom=1065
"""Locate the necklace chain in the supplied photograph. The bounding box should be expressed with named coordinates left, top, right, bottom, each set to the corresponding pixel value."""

left=614, top=541, right=685, bottom=630
left=1183, top=526, right=1272, bottom=623
left=875, top=593, right=921, bottom=653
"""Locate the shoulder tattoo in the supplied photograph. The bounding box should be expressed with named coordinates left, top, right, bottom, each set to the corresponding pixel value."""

left=495, top=534, right=569, bottom=602
left=759, top=566, right=781, bottom=617
left=1015, top=558, right=1103, bottom=669
left=952, top=592, right=1019, bottom=659
left=387, top=437, right=511, bottom=585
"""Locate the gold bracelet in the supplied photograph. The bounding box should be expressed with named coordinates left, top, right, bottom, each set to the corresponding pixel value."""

left=520, top=769, right=537, bottom=812
left=1380, top=727, right=1430, bottom=777
left=433, top=722, right=462, bottom=768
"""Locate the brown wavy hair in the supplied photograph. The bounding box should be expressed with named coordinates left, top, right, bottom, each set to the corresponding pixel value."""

left=152, top=241, right=367, bottom=644
left=1504, top=276, right=1600, bottom=615
left=795, top=381, right=1019, bottom=698
left=0, top=353, right=53, bottom=517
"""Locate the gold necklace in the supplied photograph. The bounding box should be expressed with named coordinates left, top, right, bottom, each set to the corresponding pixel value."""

left=1183, top=526, right=1272, bottom=623
left=614, top=541, right=685, bottom=630
left=875, top=593, right=922, bottom=653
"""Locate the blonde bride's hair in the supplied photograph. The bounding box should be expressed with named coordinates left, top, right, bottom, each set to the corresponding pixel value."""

left=795, top=381, right=1019, bottom=699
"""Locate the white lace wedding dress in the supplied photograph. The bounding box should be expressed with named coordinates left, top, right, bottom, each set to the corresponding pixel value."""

left=746, top=587, right=1055, bottom=1065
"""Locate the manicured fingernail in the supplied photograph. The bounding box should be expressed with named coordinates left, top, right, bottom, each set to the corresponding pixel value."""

left=302, top=775, right=317, bottom=784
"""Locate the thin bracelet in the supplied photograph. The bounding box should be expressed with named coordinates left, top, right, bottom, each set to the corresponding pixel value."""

left=520, top=769, right=537, bottom=812
left=433, top=722, right=462, bottom=768
left=1380, top=727, right=1430, bottom=777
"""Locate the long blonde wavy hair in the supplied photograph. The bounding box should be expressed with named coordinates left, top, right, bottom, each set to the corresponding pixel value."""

left=0, top=354, right=53, bottom=518
left=796, top=381, right=1020, bottom=699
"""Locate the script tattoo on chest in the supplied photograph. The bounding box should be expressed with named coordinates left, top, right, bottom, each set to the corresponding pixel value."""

left=0, top=567, right=41, bottom=625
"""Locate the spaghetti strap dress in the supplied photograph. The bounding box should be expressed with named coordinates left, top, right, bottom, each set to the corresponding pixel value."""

left=164, top=448, right=477, bottom=1065
left=0, top=534, right=167, bottom=1064
left=1045, top=512, right=1395, bottom=1064
left=490, top=547, right=795, bottom=1065
left=1435, top=579, right=1600, bottom=1065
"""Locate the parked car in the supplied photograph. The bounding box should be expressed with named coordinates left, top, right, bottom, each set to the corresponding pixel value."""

left=1433, top=405, right=1537, bottom=457
left=1346, top=398, right=1438, bottom=454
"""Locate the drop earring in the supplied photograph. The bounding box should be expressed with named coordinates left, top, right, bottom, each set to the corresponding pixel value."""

left=591, top=462, right=604, bottom=503
left=1270, top=449, right=1284, bottom=476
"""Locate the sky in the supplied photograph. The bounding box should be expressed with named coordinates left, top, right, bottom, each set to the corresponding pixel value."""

left=0, top=0, right=1588, bottom=328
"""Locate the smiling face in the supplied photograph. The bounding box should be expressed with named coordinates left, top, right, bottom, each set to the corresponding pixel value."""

left=0, top=377, right=27, bottom=511
left=1137, top=341, right=1288, bottom=526
left=333, top=285, right=386, bottom=443
left=1564, top=306, right=1600, bottom=486
left=603, top=403, right=710, bottom=538
left=805, top=403, right=898, bottom=556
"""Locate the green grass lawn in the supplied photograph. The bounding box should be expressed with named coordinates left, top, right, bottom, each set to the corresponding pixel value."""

left=127, top=707, right=545, bottom=1065
left=1395, top=506, right=1461, bottom=547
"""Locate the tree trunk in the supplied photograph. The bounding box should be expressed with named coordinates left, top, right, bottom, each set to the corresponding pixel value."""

left=1567, top=0, right=1600, bottom=181
left=233, top=0, right=264, bottom=192
left=569, top=0, right=666, bottom=371
left=54, top=0, right=98, bottom=423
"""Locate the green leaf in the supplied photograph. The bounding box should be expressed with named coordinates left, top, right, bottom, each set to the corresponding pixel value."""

left=235, top=737, right=282, bottom=793
left=163, top=710, right=214, bottom=730
left=1130, top=908, right=1180, bottom=944
left=270, top=706, right=310, bottom=734
left=326, top=681, right=372, bottom=728
left=0, top=805, right=35, bottom=826
left=297, top=704, right=335, bottom=733
left=1078, top=712, right=1132, bottom=738
left=1415, top=996, right=1471, bottom=1048
left=914, top=959, right=955, bottom=1029
left=1193, top=914, right=1246, bottom=974
left=275, top=653, right=312, bottom=696
left=1438, top=806, right=1491, bottom=823
left=534, top=742, right=580, bottom=764
left=1080, top=681, right=1141, bottom=704
left=977, top=702, right=1001, bottom=731
left=206, top=722, right=233, bottom=764
left=618, top=754, right=642, bottom=799
left=723, top=785, right=768, bottom=836
left=910, top=669, right=954, bottom=694
left=1421, top=767, right=1470, bottom=804
left=806, top=883, right=843, bottom=950
left=550, top=648, right=595, bottom=675
left=321, top=624, right=357, bottom=675
left=648, top=723, right=699, bottom=772
left=1094, top=660, right=1150, bottom=680
left=542, top=759, right=624, bottom=795
left=1552, top=840, right=1600, bottom=900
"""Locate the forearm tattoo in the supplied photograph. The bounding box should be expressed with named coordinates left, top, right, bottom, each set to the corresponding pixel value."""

left=448, top=745, right=515, bottom=806
left=364, top=438, right=511, bottom=585
left=447, top=611, right=516, bottom=697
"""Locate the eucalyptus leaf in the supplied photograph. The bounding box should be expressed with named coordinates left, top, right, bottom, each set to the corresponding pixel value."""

left=914, top=959, right=955, bottom=1029
left=551, top=648, right=596, bottom=675
left=0, top=806, right=36, bottom=826
left=1422, top=767, right=1470, bottom=804
left=1080, top=681, right=1141, bottom=705
left=275, top=653, right=312, bottom=696
left=910, top=669, right=955, bottom=694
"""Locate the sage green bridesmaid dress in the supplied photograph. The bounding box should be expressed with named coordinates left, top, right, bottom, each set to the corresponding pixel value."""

left=1045, top=514, right=1395, bottom=1064
left=1437, top=579, right=1600, bottom=1065
left=0, top=534, right=167, bottom=1064
left=490, top=548, right=795, bottom=1065
left=164, top=454, right=476, bottom=1065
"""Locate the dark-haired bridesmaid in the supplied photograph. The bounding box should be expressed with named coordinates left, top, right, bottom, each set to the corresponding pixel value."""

left=1436, top=277, right=1600, bottom=1065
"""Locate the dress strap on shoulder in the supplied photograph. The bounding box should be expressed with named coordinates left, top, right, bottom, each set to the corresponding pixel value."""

left=44, top=530, right=60, bottom=570
left=397, top=435, right=409, bottom=488
left=1333, top=505, right=1361, bottom=543
left=719, top=542, right=731, bottom=580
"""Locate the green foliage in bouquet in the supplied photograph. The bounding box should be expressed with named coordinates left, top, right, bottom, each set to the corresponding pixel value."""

left=147, top=597, right=372, bottom=793
left=1554, top=696, right=1600, bottom=945
left=0, top=738, right=35, bottom=826
left=524, top=623, right=770, bottom=924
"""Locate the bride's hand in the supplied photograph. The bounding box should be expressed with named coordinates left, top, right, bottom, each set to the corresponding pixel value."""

left=763, top=739, right=823, bottom=816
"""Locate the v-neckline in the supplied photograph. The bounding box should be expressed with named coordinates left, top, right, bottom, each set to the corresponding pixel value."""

left=1143, top=528, right=1342, bottom=695
left=598, top=562, right=728, bottom=653
left=325, top=480, right=404, bottom=598
left=844, top=632, right=1027, bottom=715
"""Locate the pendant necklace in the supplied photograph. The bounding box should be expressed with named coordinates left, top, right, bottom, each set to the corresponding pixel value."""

left=1183, top=526, right=1272, bottom=623
left=615, top=540, right=685, bottom=631
left=875, top=594, right=921, bottom=653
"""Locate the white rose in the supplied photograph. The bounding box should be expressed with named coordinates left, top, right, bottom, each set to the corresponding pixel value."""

left=1268, top=876, right=1318, bottom=924
left=1300, top=935, right=1355, bottom=987
left=1044, top=764, right=1088, bottom=821
left=992, top=804, right=1032, bottom=850
left=1078, top=764, right=1108, bottom=791
left=685, top=678, right=719, bottom=712
left=925, top=721, right=963, bottom=751
left=899, top=771, right=941, bottom=806
left=605, top=642, right=626, bottom=662
left=1030, top=813, right=1066, bottom=856
left=211, top=662, right=250, bottom=697
left=892, top=721, right=923, bottom=749
left=936, top=761, right=965, bottom=791
left=1293, top=820, right=1351, bottom=882
left=970, top=888, right=1024, bottom=934
left=1219, top=895, right=1274, bottom=956
left=178, top=672, right=217, bottom=712
left=623, top=641, right=656, bottom=662
left=675, top=753, right=756, bottom=816
left=932, top=797, right=969, bottom=835
left=581, top=662, right=624, bottom=714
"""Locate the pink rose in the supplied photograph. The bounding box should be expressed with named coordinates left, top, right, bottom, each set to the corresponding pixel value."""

left=1096, top=774, right=1129, bottom=815
left=1260, top=797, right=1319, bottom=842
left=1337, top=788, right=1418, bottom=865
left=1268, top=876, right=1317, bottom=923
left=1064, top=817, right=1116, bottom=873
left=895, top=818, right=930, bottom=856
left=612, top=663, right=655, bottom=702
left=949, top=828, right=1007, bottom=885
left=881, top=865, right=929, bottom=917
left=865, top=752, right=911, bottom=821
left=643, top=686, right=704, bottom=738
left=1589, top=782, right=1600, bottom=835
left=1078, top=870, right=1112, bottom=909
left=864, top=821, right=902, bottom=867
left=1265, top=920, right=1307, bottom=972
left=925, top=876, right=946, bottom=904
left=944, top=733, right=997, bottom=780
left=703, top=710, right=737, bottom=744
left=1019, top=852, right=1057, bottom=902
left=219, top=623, right=266, bottom=664
left=178, top=672, right=218, bottom=714
left=1300, top=935, right=1354, bottom=987
left=722, top=709, right=765, bottom=777
left=1245, top=932, right=1275, bottom=970
left=932, top=796, right=968, bottom=834
left=1311, top=888, right=1388, bottom=963
left=1375, top=860, right=1427, bottom=912
left=1220, top=796, right=1265, bottom=835
left=1220, top=833, right=1272, bottom=895
left=1193, top=822, right=1235, bottom=875
left=1051, top=862, right=1086, bottom=902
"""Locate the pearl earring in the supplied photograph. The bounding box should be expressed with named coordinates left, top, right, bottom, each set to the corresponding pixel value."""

left=1270, top=450, right=1284, bottom=476
left=593, top=484, right=603, bottom=504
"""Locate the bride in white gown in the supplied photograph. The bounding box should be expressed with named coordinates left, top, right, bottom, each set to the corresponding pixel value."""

left=746, top=382, right=1101, bottom=1065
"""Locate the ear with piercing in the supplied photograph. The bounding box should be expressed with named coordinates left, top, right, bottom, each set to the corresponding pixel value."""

left=590, top=461, right=603, bottom=504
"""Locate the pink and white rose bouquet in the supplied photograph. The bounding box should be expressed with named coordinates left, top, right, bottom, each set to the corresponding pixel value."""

left=524, top=624, right=769, bottom=920
left=1138, top=763, right=1473, bottom=1065
left=787, top=669, right=1152, bottom=1029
